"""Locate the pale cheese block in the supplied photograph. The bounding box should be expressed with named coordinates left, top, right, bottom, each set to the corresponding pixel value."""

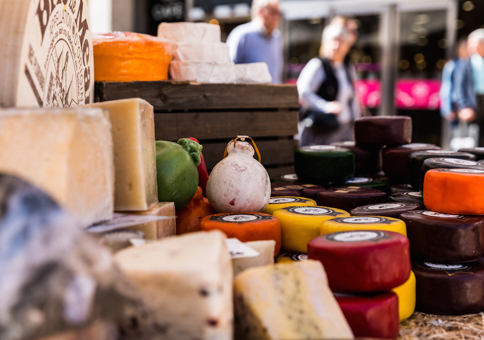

left=170, top=61, right=236, bottom=83
left=235, top=63, right=273, bottom=84
left=85, top=98, right=158, bottom=211
left=126, top=202, right=176, bottom=239
left=115, top=231, right=233, bottom=340
left=233, top=240, right=275, bottom=277
left=0, top=0, right=94, bottom=107
left=158, top=22, right=221, bottom=43
left=0, top=108, right=114, bottom=227
left=172, top=43, right=230, bottom=63
left=234, top=260, right=354, bottom=340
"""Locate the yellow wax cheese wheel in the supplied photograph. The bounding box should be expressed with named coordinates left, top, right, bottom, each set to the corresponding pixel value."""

left=276, top=252, right=308, bottom=263
left=262, top=196, right=316, bottom=215
left=392, top=271, right=416, bottom=321
left=274, top=206, right=350, bottom=253
left=321, top=216, right=407, bottom=236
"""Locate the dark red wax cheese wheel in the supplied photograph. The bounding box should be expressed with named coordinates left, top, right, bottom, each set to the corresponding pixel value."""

left=335, top=292, right=400, bottom=339
left=413, top=260, right=484, bottom=315
left=354, top=116, right=412, bottom=146
left=300, top=184, right=326, bottom=200
left=351, top=202, right=422, bottom=218
left=271, top=183, right=305, bottom=197
left=391, top=184, right=415, bottom=194
left=389, top=192, right=424, bottom=206
left=343, top=176, right=391, bottom=194
left=458, top=147, right=484, bottom=161
left=308, top=230, right=411, bottom=292
left=401, top=210, right=484, bottom=263
left=419, top=158, right=484, bottom=191
left=332, top=141, right=382, bottom=175
left=316, top=187, right=387, bottom=212
left=382, top=143, right=440, bottom=182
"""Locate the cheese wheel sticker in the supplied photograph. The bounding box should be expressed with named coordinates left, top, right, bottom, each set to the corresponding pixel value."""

left=351, top=202, right=421, bottom=218
left=262, top=196, right=316, bottom=214
left=321, top=216, right=407, bottom=236
left=0, top=0, right=94, bottom=107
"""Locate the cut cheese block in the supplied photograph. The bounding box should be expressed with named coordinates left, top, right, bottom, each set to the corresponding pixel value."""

left=413, top=260, right=484, bottom=315
left=273, top=206, right=349, bottom=253
left=382, top=143, right=440, bottom=182
left=391, top=184, right=414, bottom=194
left=334, top=292, right=399, bottom=339
left=233, top=261, right=354, bottom=340
left=294, top=145, right=354, bottom=185
left=125, top=202, right=176, bottom=239
left=158, top=22, right=221, bottom=43
left=424, top=169, right=484, bottom=215
left=316, top=187, right=387, bottom=212
left=271, top=173, right=299, bottom=184
left=276, top=252, right=308, bottom=263
left=458, top=147, right=484, bottom=161
left=354, top=116, right=412, bottom=146
left=389, top=192, right=424, bottom=206
left=93, top=32, right=172, bottom=82
left=200, top=213, right=281, bottom=255
left=332, top=141, right=381, bottom=175
left=262, top=196, right=317, bottom=215
left=308, top=230, right=410, bottom=292
left=172, top=42, right=230, bottom=63
left=115, top=231, right=233, bottom=340
left=320, top=216, right=407, bottom=236
left=170, top=61, right=236, bottom=83
left=86, top=98, right=158, bottom=211
left=392, top=271, right=416, bottom=321
left=232, top=240, right=275, bottom=277
left=401, top=210, right=484, bottom=263
left=235, top=63, right=272, bottom=84
left=343, top=176, right=390, bottom=194
left=0, top=108, right=114, bottom=227
left=0, top=0, right=94, bottom=107
left=351, top=202, right=422, bottom=218
left=420, top=158, right=484, bottom=191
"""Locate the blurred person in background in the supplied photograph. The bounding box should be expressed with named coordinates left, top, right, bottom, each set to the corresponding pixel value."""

left=297, top=24, right=362, bottom=146
left=226, top=0, right=283, bottom=84
left=331, top=16, right=359, bottom=63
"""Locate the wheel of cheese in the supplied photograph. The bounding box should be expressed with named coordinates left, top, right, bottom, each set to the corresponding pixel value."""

left=271, top=173, right=299, bottom=184
left=354, top=116, right=412, bottom=146
left=300, top=184, right=327, bottom=200
left=294, top=145, right=354, bottom=186
left=308, top=230, right=410, bottom=292
left=271, top=183, right=305, bottom=197
left=332, top=141, right=381, bottom=175
left=413, top=260, right=484, bottom=315
left=200, top=213, right=281, bottom=255
left=316, top=187, right=387, bottom=212
left=392, top=271, right=416, bottom=321
left=419, top=158, right=484, bottom=191
left=391, top=183, right=415, bottom=194
left=276, top=252, right=308, bottom=263
left=334, top=292, right=399, bottom=339
left=458, top=147, right=484, bottom=161
left=424, top=169, right=484, bottom=215
left=262, top=196, right=316, bottom=215
left=382, top=143, right=440, bottom=183
left=351, top=202, right=422, bottom=218
left=320, top=216, right=407, bottom=236
left=0, top=0, right=94, bottom=107
left=273, top=206, right=350, bottom=253
left=407, top=150, right=475, bottom=189
left=389, top=192, right=424, bottom=206
left=343, top=176, right=391, bottom=194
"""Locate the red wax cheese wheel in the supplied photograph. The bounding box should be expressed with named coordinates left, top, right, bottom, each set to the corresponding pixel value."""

left=334, top=292, right=400, bottom=339
left=317, top=187, right=387, bottom=212
left=270, top=183, right=305, bottom=197
left=389, top=192, right=424, bottom=206
left=351, top=202, right=422, bottom=218
left=308, top=230, right=411, bottom=292
left=401, top=210, right=484, bottom=263
left=332, top=141, right=382, bottom=175
left=424, top=169, right=484, bottom=215
left=413, top=260, right=484, bottom=315
left=354, top=116, right=412, bottom=146
left=458, top=147, right=484, bottom=161
left=300, top=184, right=326, bottom=200
left=200, top=213, right=281, bottom=255
left=419, top=158, right=484, bottom=191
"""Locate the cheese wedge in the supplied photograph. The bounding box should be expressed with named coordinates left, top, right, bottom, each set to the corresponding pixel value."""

left=127, top=202, right=176, bottom=239
left=158, top=22, right=221, bottom=43
left=232, top=240, right=275, bottom=277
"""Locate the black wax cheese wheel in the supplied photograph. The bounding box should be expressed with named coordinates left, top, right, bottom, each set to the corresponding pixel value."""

left=407, top=150, right=475, bottom=189
left=458, top=147, right=484, bottom=161
left=271, top=183, right=305, bottom=197
left=317, top=187, right=387, bottom=212
left=401, top=210, right=484, bottom=263
left=413, top=260, right=484, bottom=315
left=382, top=143, right=440, bottom=183
left=391, top=184, right=414, bottom=194
left=419, top=158, right=484, bottom=191
left=354, top=116, right=412, bottom=146
left=343, top=176, right=391, bottom=194
left=331, top=141, right=381, bottom=175
left=294, top=145, right=354, bottom=186
left=389, top=192, right=424, bottom=206
left=271, top=173, right=299, bottom=184
left=300, top=184, right=326, bottom=200
left=351, top=202, right=422, bottom=218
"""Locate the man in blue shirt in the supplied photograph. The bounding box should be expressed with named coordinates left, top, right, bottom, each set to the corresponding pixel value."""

left=226, top=0, right=283, bottom=84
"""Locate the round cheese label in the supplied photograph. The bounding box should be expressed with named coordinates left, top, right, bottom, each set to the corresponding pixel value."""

left=345, top=177, right=373, bottom=184
left=302, top=145, right=337, bottom=151
left=290, top=253, right=308, bottom=261
left=445, top=169, right=484, bottom=174
left=335, top=217, right=390, bottom=224
left=405, top=192, right=423, bottom=198
left=363, top=203, right=407, bottom=210
left=287, top=206, right=340, bottom=216
left=269, top=197, right=307, bottom=204
left=338, top=141, right=355, bottom=146
left=436, top=159, right=478, bottom=166
left=281, top=174, right=298, bottom=181
left=426, top=150, right=455, bottom=154
left=402, top=143, right=432, bottom=148
left=210, top=214, right=273, bottom=223
left=424, top=263, right=468, bottom=271
left=420, top=211, right=462, bottom=219
left=328, top=230, right=386, bottom=242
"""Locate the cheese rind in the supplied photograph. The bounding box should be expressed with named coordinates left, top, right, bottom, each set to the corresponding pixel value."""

left=169, top=61, right=236, bottom=83
left=126, top=202, right=176, bottom=239
left=232, top=240, right=275, bottom=277
left=235, top=63, right=272, bottom=84
left=173, top=43, right=230, bottom=63
left=392, top=271, right=416, bottom=321
left=158, top=22, right=221, bottom=43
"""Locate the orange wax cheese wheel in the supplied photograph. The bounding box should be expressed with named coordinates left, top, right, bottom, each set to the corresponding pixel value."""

left=424, top=168, right=484, bottom=215
left=262, top=196, right=316, bottom=214
left=200, top=213, right=281, bottom=255
left=321, top=216, right=407, bottom=236
left=93, top=32, right=172, bottom=82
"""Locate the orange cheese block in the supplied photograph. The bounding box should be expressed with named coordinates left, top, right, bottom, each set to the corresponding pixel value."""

left=93, top=32, right=172, bottom=82
left=200, top=213, right=281, bottom=255
left=424, top=169, right=484, bottom=215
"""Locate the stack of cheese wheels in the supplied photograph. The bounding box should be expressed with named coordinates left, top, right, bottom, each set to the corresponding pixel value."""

left=331, top=141, right=381, bottom=176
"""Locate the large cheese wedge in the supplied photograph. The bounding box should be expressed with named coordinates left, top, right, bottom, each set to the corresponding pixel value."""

left=351, top=202, right=422, bottom=218
left=320, top=216, right=407, bottom=236
left=308, top=230, right=410, bottom=292
left=276, top=252, right=308, bottom=263
left=459, top=147, right=484, bottom=161
left=354, top=116, right=412, bottom=146
left=317, top=187, right=387, bottom=212
left=200, top=213, right=281, bottom=255
left=232, top=240, right=275, bottom=277
left=126, top=202, right=176, bottom=239
left=235, top=63, right=272, bottom=84
left=401, top=210, right=484, bottom=262
left=158, top=22, right=221, bottom=43
left=86, top=98, right=158, bottom=211
left=420, top=158, right=484, bottom=191
left=234, top=261, right=354, bottom=340
left=424, top=169, right=484, bottom=215
left=93, top=32, right=172, bottom=82
left=273, top=206, right=349, bottom=253
left=389, top=192, right=424, bottom=206
left=169, top=61, right=236, bottom=83
left=115, top=231, right=233, bottom=340
left=0, top=0, right=93, bottom=107
left=392, top=271, right=416, bottom=321
left=172, top=42, right=230, bottom=63
left=332, top=141, right=381, bottom=175
left=263, top=196, right=316, bottom=214
left=0, top=108, right=114, bottom=227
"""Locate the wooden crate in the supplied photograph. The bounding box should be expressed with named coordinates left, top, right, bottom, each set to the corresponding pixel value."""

left=95, top=81, right=300, bottom=177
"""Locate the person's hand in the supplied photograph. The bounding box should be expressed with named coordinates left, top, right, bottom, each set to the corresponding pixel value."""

left=458, top=108, right=475, bottom=122
left=324, top=101, right=343, bottom=115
